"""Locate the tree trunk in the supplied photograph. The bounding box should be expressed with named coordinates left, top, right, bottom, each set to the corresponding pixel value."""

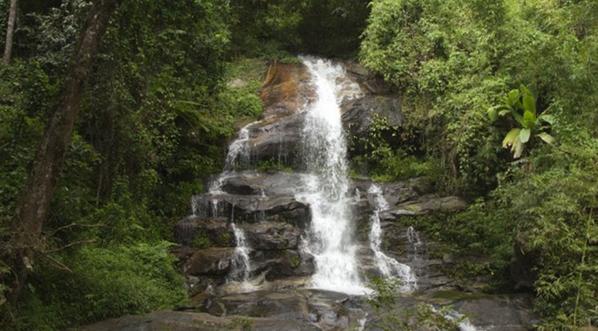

left=2, top=0, right=17, bottom=64
left=10, top=0, right=120, bottom=300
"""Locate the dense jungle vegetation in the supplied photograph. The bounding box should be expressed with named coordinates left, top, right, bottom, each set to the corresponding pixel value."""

left=0, top=0, right=596, bottom=329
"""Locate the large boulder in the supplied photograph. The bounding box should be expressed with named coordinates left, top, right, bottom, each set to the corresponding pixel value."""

left=175, top=216, right=234, bottom=247
left=351, top=177, right=435, bottom=209
left=383, top=195, right=468, bottom=218
left=341, top=95, right=403, bottom=138
left=79, top=310, right=321, bottom=331
left=240, top=221, right=301, bottom=250
left=191, top=192, right=310, bottom=227
left=184, top=248, right=235, bottom=277
left=260, top=62, right=314, bottom=120
left=220, top=171, right=306, bottom=197
left=251, top=250, right=315, bottom=280
left=231, top=62, right=314, bottom=168
left=453, top=296, right=537, bottom=330
left=343, top=60, right=394, bottom=95
left=246, top=113, right=306, bottom=167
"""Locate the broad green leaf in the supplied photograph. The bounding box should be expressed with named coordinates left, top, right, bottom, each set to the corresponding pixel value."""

left=498, top=109, right=511, bottom=117
left=538, top=114, right=555, bottom=125
left=512, top=139, right=524, bottom=158
left=512, top=111, right=525, bottom=126
left=520, top=128, right=531, bottom=143
left=506, top=89, right=520, bottom=108
left=521, top=85, right=536, bottom=115
left=487, top=107, right=498, bottom=121
left=537, top=132, right=556, bottom=144
left=502, top=128, right=520, bottom=148
left=523, top=110, right=536, bottom=129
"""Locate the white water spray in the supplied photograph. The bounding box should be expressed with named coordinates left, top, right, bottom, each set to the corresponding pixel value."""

left=368, top=184, right=417, bottom=291
left=224, top=121, right=257, bottom=171
left=192, top=121, right=261, bottom=284
left=229, top=223, right=253, bottom=287
left=296, top=57, right=369, bottom=295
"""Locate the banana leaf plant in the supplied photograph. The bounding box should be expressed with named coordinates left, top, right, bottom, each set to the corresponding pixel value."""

left=488, top=85, right=555, bottom=158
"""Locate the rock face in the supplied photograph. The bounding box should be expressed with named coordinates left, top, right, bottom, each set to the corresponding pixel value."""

left=185, top=248, right=235, bottom=276
left=341, top=95, right=403, bottom=138
left=235, top=62, right=315, bottom=169
left=386, top=194, right=468, bottom=218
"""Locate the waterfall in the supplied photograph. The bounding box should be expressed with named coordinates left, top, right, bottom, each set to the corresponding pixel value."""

left=368, top=184, right=417, bottom=291
left=229, top=223, right=253, bottom=288
left=407, top=225, right=423, bottom=264
left=224, top=121, right=257, bottom=171
left=191, top=121, right=260, bottom=284
left=297, top=56, right=369, bottom=295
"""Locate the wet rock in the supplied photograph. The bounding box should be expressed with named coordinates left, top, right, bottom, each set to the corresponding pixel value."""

left=343, top=60, right=393, bottom=95
left=351, top=177, right=435, bottom=208
left=341, top=95, right=403, bottom=138
left=244, top=62, right=314, bottom=168
left=192, top=192, right=310, bottom=227
left=220, top=171, right=306, bottom=197
left=389, top=195, right=468, bottom=217
left=79, top=310, right=321, bottom=331
left=175, top=216, right=234, bottom=247
left=260, top=62, right=314, bottom=120
left=251, top=250, right=314, bottom=280
left=185, top=248, right=235, bottom=276
left=218, top=291, right=309, bottom=320
left=240, top=221, right=301, bottom=250
left=247, top=113, right=305, bottom=167
left=453, top=295, right=537, bottom=330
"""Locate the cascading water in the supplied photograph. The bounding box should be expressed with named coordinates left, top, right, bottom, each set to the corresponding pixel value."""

left=368, top=184, right=417, bottom=291
left=229, top=223, right=253, bottom=287
left=407, top=225, right=423, bottom=265
left=192, top=121, right=260, bottom=285
left=224, top=121, right=257, bottom=171
left=296, top=56, right=369, bottom=295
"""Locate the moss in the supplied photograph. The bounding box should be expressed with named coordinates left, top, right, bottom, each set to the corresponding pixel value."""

left=256, top=159, right=293, bottom=173
left=288, top=253, right=301, bottom=268
left=218, top=231, right=231, bottom=245
left=191, top=231, right=212, bottom=249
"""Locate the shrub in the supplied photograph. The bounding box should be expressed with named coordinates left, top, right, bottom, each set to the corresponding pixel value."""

left=7, top=242, right=186, bottom=331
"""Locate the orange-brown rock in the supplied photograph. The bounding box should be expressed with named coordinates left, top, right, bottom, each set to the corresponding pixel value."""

left=260, top=62, right=314, bottom=121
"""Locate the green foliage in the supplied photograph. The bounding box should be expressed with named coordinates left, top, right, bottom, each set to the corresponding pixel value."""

left=497, top=138, right=598, bottom=328
left=361, top=0, right=598, bottom=327
left=488, top=85, right=555, bottom=158
left=256, top=159, right=293, bottom=173
left=371, top=150, right=438, bottom=183
left=229, top=0, right=369, bottom=58
left=7, top=242, right=186, bottom=331
left=191, top=231, right=211, bottom=249
left=350, top=114, right=439, bottom=182
left=0, top=1, right=266, bottom=329
left=360, top=0, right=598, bottom=194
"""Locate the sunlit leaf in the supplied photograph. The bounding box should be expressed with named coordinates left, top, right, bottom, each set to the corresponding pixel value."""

left=537, top=132, right=556, bottom=144
left=520, top=128, right=531, bottom=143
left=502, top=128, right=520, bottom=148
left=521, top=85, right=536, bottom=115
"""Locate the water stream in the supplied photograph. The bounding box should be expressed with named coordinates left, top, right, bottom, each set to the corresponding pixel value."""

left=296, top=57, right=369, bottom=295
left=368, top=184, right=417, bottom=291
left=192, top=121, right=259, bottom=286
